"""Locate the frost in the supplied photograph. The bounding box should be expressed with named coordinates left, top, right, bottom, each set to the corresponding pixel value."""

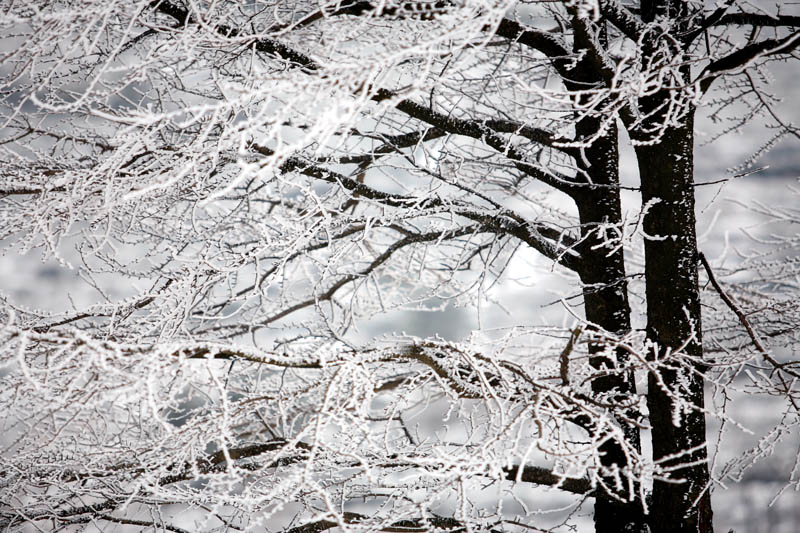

left=1, top=1, right=799, bottom=532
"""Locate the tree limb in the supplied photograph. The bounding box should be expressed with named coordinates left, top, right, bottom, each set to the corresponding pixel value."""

left=504, top=464, right=594, bottom=496
left=284, top=511, right=481, bottom=533
left=600, top=0, right=645, bottom=42
left=152, top=1, right=580, bottom=192
left=714, top=13, right=800, bottom=29
left=493, top=17, right=570, bottom=67
left=698, top=31, right=800, bottom=92
left=252, top=144, right=582, bottom=270
left=372, top=89, right=579, bottom=193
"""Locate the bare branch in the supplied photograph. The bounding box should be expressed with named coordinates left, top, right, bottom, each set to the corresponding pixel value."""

left=698, top=252, right=800, bottom=380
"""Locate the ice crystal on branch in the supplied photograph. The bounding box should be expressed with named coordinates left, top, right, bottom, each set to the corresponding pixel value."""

left=1, top=1, right=799, bottom=532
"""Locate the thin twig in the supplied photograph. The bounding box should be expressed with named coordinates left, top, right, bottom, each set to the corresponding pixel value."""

left=698, top=252, right=800, bottom=380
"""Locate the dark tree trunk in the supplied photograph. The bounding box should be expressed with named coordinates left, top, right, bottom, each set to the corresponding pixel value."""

left=566, top=12, right=646, bottom=529
left=573, top=120, right=646, bottom=532
left=634, top=1, right=714, bottom=528
left=635, top=112, right=714, bottom=533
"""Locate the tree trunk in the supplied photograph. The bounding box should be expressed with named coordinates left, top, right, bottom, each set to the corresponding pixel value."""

left=635, top=0, right=714, bottom=526
left=566, top=15, right=646, bottom=528
left=635, top=112, right=714, bottom=533
left=561, top=12, right=647, bottom=530
left=574, top=120, right=646, bottom=533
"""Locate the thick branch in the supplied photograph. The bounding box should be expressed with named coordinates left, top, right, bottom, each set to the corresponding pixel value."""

left=60, top=515, right=191, bottom=533
left=600, top=0, right=645, bottom=42
left=269, top=0, right=452, bottom=33
left=494, top=17, right=570, bottom=66
left=682, top=0, right=736, bottom=44
left=504, top=464, right=595, bottom=496
left=482, top=119, right=577, bottom=154
left=333, top=128, right=446, bottom=165
left=180, top=346, right=323, bottom=368
left=284, top=512, right=475, bottom=533
left=373, top=89, right=578, bottom=193
left=699, top=32, right=800, bottom=92
left=714, top=13, right=800, bottom=29
left=0, top=186, right=67, bottom=195
left=569, top=7, right=616, bottom=86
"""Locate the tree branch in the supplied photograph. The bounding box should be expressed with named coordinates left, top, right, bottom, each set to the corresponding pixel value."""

left=698, top=252, right=800, bottom=380
left=152, top=1, right=579, bottom=193
left=268, top=0, right=453, bottom=33
left=600, top=0, right=645, bottom=42
left=331, top=128, right=446, bottom=165
left=252, top=144, right=582, bottom=270
left=698, top=31, right=800, bottom=92
left=494, top=17, right=570, bottom=64
left=372, top=89, right=579, bottom=193
left=714, top=13, right=800, bottom=29
left=504, top=464, right=595, bottom=496
left=59, top=515, right=191, bottom=533
left=150, top=0, right=319, bottom=71
left=0, top=186, right=67, bottom=196
left=682, top=0, right=737, bottom=44
left=248, top=225, right=493, bottom=329
left=284, top=512, right=478, bottom=533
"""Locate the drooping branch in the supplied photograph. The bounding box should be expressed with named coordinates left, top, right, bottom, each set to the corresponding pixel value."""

left=698, top=252, right=800, bottom=380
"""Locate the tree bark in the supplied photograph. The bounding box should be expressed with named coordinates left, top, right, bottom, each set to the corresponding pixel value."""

left=562, top=9, right=647, bottom=527
left=574, top=122, right=646, bottom=533
left=634, top=1, right=714, bottom=526
left=566, top=10, right=647, bottom=527
left=635, top=112, right=714, bottom=533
